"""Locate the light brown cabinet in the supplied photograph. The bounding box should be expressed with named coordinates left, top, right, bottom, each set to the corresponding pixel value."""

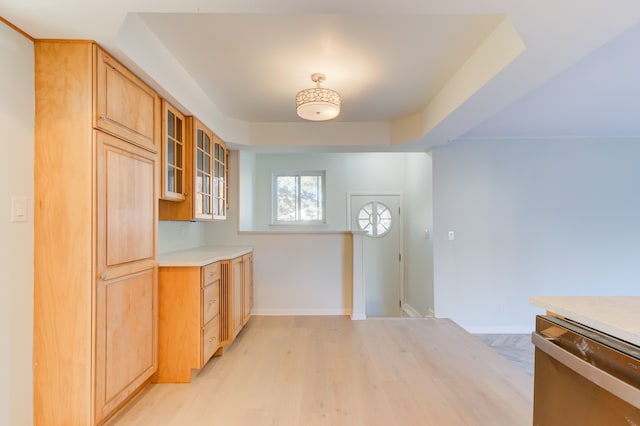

left=212, top=137, right=228, bottom=219
left=230, top=254, right=253, bottom=339
left=95, top=47, right=160, bottom=152
left=159, top=117, right=228, bottom=221
left=160, top=100, right=187, bottom=201
left=231, top=256, right=244, bottom=338
left=194, top=118, right=215, bottom=219
left=156, top=252, right=253, bottom=382
left=242, top=253, right=254, bottom=325
left=94, top=131, right=158, bottom=421
left=155, top=262, right=225, bottom=383
left=34, top=40, right=159, bottom=426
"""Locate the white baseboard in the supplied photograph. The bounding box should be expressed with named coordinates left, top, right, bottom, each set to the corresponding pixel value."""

left=461, top=325, right=534, bottom=334
left=350, top=313, right=366, bottom=320
left=251, top=308, right=352, bottom=316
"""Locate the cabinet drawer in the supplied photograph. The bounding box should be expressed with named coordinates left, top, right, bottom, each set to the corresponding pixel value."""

left=202, top=262, right=220, bottom=286
left=202, top=280, right=220, bottom=325
left=202, top=315, right=220, bottom=365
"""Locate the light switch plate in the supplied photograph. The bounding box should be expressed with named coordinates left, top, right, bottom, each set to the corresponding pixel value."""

left=11, top=196, right=28, bottom=223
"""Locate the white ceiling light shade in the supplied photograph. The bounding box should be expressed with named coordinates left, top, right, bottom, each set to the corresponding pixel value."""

left=296, top=73, right=341, bottom=121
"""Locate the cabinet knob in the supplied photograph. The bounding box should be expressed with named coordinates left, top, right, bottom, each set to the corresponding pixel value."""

left=209, top=336, right=216, bottom=343
left=101, top=274, right=106, bottom=281
left=100, top=114, right=106, bottom=121
left=208, top=299, right=216, bottom=305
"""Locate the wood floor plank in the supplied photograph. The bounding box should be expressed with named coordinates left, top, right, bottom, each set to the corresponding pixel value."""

left=107, top=316, right=532, bottom=425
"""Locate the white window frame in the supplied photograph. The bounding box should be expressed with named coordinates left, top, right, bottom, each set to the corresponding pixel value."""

left=271, top=170, right=326, bottom=225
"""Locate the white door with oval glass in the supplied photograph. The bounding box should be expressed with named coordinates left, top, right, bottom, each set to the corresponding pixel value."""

left=350, top=195, right=402, bottom=317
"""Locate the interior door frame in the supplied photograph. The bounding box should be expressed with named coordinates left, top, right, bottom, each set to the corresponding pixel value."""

left=347, top=193, right=404, bottom=316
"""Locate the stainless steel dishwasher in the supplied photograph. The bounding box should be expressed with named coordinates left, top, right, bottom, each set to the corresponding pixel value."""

left=532, top=315, right=640, bottom=425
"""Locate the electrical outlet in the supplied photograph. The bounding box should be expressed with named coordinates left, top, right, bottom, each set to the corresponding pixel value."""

left=448, top=231, right=455, bottom=241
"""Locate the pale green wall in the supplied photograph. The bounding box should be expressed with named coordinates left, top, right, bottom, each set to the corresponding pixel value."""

left=0, top=21, right=34, bottom=426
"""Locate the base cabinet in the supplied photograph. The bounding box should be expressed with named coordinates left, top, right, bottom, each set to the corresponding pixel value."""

left=156, top=252, right=253, bottom=382
left=242, top=253, right=253, bottom=325
left=230, top=254, right=253, bottom=339
left=95, top=269, right=157, bottom=419
left=231, top=257, right=244, bottom=339
left=155, top=262, right=224, bottom=383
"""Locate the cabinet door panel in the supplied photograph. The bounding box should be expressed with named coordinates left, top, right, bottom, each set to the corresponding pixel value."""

left=95, top=48, right=159, bottom=152
left=95, top=268, right=157, bottom=423
left=242, top=254, right=253, bottom=325
left=193, top=121, right=213, bottom=220
left=231, top=257, right=243, bottom=338
left=160, top=101, right=186, bottom=201
left=212, top=139, right=227, bottom=220
left=97, top=131, right=157, bottom=279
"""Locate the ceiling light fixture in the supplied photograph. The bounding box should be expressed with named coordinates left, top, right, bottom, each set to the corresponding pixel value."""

left=296, top=73, right=341, bottom=121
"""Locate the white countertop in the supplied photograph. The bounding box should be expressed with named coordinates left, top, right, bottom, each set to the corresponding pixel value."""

left=158, top=246, right=253, bottom=267
left=530, top=296, right=640, bottom=347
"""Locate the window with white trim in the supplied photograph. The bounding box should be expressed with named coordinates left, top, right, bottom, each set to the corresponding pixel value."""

left=272, top=171, right=325, bottom=224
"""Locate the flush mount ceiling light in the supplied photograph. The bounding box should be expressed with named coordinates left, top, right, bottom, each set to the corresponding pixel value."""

left=296, top=73, right=341, bottom=121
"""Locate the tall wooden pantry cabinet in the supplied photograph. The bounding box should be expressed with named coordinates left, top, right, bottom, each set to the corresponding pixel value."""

left=34, top=41, right=159, bottom=425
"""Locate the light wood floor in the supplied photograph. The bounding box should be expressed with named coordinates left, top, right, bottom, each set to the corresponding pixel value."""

left=108, top=316, right=533, bottom=426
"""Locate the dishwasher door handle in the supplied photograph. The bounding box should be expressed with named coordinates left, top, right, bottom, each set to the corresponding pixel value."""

left=532, top=332, right=640, bottom=408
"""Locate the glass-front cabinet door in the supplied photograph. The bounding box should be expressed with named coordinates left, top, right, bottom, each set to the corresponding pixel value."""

left=213, top=137, right=227, bottom=220
left=160, top=101, right=186, bottom=201
left=194, top=118, right=213, bottom=220
left=158, top=115, right=227, bottom=221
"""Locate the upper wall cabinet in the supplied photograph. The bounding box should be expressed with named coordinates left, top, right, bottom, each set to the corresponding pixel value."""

left=159, top=117, right=228, bottom=221
left=160, top=101, right=187, bottom=201
left=213, top=137, right=227, bottom=220
left=95, top=48, right=160, bottom=152
left=194, top=118, right=215, bottom=220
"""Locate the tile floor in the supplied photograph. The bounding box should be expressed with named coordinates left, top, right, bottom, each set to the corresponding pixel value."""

left=473, top=334, right=535, bottom=376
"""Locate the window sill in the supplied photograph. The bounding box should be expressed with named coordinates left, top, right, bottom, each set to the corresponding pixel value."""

left=269, top=222, right=327, bottom=227
left=238, top=229, right=357, bottom=235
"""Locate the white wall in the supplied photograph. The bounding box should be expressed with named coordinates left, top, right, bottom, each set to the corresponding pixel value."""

left=161, top=151, right=436, bottom=316
left=238, top=151, right=256, bottom=230
left=217, top=231, right=354, bottom=315
left=161, top=151, right=354, bottom=314
left=158, top=221, right=208, bottom=254
left=263, top=151, right=436, bottom=316
left=0, top=21, right=34, bottom=426
left=403, top=153, right=434, bottom=316
left=433, top=138, right=640, bottom=333
left=247, top=152, right=410, bottom=231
